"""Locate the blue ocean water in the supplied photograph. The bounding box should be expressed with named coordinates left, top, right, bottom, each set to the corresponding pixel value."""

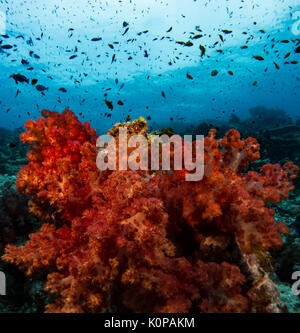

left=0, top=0, right=299, bottom=133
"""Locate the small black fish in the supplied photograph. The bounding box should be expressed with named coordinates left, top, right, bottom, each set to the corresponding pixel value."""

left=184, top=41, right=193, bottom=47
left=1, top=44, right=12, bottom=49
left=21, top=59, right=29, bottom=65
left=69, top=55, right=77, bottom=59
left=111, top=54, right=116, bottom=63
left=123, top=21, right=129, bottom=27
left=26, top=37, right=33, bottom=46
left=228, top=70, right=234, bottom=76
left=166, top=27, right=172, bottom=33
left=10, top=73, right=29, bottom=84
left=9, top=142, right=17, bottom=148
left=59, top=87, right=67, bottom=93
left=211, top=70, right=218, bottom=77
left=36, top=84, right=48, bottom=92
left=108, top=44, right=114, bottom=49
left=199, top=45, right=206, bottom=57
left=104, top=99, right=113, bottom=110
left=91, top=37, right=102, bottom=42
left=253, top=55, right=264, bottom=61
left=222, top=30, right=232, bottom=34
left=186, top=73, right=193, bottom=80
left=122, top=27, right=129, bottom=35
left=273, top=62, right=280, bottom=70
left=192, top=34, right=203, bottom=39
left=161, top=91, right=166, bottom=98
left=117, top=100, right=124, bottom=106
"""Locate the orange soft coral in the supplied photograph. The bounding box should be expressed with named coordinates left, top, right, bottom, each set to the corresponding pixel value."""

left=2, top=109, right=298, bottom=313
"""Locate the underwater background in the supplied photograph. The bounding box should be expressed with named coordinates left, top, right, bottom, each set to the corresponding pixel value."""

left=0, top=0, right=299, bottom=313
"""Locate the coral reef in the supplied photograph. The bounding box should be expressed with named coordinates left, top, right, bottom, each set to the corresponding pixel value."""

left=2, top=109, right=299, bottom=313
left=0, top=127, right=28, bottom=176
left=0, top=178, right=48, bottom=313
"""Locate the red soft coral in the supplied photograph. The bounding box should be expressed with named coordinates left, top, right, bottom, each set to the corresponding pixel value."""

left=2, top=109, right=298, bottom=313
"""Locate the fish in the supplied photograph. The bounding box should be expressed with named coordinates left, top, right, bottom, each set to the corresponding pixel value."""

left=166, top=27, right=173, bottom=33
left=91, top=37, right=102, bottom=42
left=1, top=44, right=13, bottom=49
left=117, top=100, right=124, bottom=106
left=222, top=29, right=232, bottom=34
left=104, top=99, right=113, bottom=110
left=10, top=74, right=29, bottom=84
left=59, top=88, right=67, bottom=93
left=31, top=78, right=38, bottom=85
left=69, top=55, right=77, bottom=59
left=122, top=27, right=129, bottom=35
left=192, top=34, right=203, bottom=39
left=21, top=59, right=29, bottom=65
left=211, top=70, right=218, bottom=77
left=253, top=55, right=264, bottom=61
left=36, top=84, right=48, bottom=92
left=273, top=62, right=280, bottom=70
left=228, top=70, right=234, bottom=76
left=186, top=73, right=193, bottom=80
left=161, top=91, right=166, bottom=98
left=199, top=45, right=206, bottom=57
left=26, top=37, right=33, bottom=46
